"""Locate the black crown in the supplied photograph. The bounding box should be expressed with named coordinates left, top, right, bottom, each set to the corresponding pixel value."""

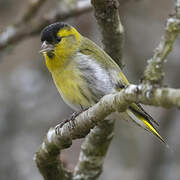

left=41, top=22, right=68, bottom=43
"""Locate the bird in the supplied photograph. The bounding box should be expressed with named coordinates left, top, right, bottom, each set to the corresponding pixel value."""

left=40, top=22, right=166, bottom=145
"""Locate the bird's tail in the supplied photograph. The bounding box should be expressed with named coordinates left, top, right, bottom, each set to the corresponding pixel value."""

left=126, top=103, right=168, bottom=146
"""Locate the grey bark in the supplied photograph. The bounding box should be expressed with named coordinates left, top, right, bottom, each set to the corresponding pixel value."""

left=143, top=0, right=180, bottom=84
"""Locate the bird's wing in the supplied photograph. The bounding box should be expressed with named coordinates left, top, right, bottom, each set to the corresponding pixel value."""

left=127, top=103, right=167, bottom=145
left=79, top=37, right=128, bottom=87
left=79, top=37, right=167, bottom=145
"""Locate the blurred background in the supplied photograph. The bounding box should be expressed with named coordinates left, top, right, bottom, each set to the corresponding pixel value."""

left=0, top=0, right=180, bottom=180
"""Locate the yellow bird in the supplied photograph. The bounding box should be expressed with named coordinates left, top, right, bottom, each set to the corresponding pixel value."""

left=40, top=22, right=166, bottom=145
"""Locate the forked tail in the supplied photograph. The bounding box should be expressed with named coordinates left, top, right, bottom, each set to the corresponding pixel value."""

left=126, top=103, right=168, bottom=147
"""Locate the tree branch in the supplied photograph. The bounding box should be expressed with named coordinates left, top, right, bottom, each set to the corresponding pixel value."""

left=35, top=130, right=72, bottom=180
left=73, top=120, right=114, bottom=180
left=35, top=83, right=180, bottom=179
left=0, top=2, right=92, bottom=51
left=143, top=0, right=180, bottom=84
left=46, top=85, right=180, bottom=141
left=91, top=0, right=124, bottom=68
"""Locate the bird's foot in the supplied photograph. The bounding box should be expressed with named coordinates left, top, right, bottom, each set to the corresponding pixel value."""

left=55, top=108, right=89, bottom=135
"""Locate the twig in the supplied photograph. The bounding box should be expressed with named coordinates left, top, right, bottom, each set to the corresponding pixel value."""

left=143, top=0, right=180, bottom=84
left=91, top=0, right=125, bottom=68
left=0, top=2, right=92, bottom=51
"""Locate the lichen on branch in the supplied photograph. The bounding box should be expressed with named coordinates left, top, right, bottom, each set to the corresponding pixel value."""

left=143, top=0, right=180, bottom=84
left=35, top=83, right=180, bottom=179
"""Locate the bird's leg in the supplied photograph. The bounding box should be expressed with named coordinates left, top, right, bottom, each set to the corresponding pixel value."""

left=55, top=106, right=89, bottom=135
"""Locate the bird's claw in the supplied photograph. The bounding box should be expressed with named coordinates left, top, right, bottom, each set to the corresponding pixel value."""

left=55, top=108, right=89, bottom=135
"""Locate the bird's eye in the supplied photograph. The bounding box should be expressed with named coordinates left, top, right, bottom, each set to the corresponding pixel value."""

left=56, top=36, right=61, bottom=42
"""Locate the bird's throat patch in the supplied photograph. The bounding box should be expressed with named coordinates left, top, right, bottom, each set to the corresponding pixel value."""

left=47, top=51, right=54, bottom=58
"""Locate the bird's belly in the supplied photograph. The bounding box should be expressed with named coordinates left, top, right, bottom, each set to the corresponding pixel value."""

left=52, top=69, right=98, bottom=110
left=51, top=54, right=117, bottom=110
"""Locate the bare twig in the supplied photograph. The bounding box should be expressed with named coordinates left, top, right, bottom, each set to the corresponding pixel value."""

left=143, top=0, right=180, bottom=84
left=0, top=2, right=92, bottom=51
left=91, top=0, right=124, bottom=68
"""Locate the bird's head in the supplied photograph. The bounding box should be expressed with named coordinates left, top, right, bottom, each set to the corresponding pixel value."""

left=40, top=22, right=82, bottom=70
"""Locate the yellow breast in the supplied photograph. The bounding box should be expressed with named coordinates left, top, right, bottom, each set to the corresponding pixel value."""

left=51, top=62, right=92, bottom=110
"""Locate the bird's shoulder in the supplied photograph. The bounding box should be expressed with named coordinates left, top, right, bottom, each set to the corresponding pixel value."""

left=79, top=37, right=119, bottom=69
left=78, top=37, right=129, bottom=87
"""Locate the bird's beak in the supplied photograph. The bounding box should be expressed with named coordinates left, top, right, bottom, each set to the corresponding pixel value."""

left=39, top=41, right=54, bottom=53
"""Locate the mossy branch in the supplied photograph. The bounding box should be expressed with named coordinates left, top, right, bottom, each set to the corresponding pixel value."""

left=35, top=83, right=180, bottom=179
left=73, top=120, right=114, bottom=180
left=143, top=0, right=180, bottom=84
